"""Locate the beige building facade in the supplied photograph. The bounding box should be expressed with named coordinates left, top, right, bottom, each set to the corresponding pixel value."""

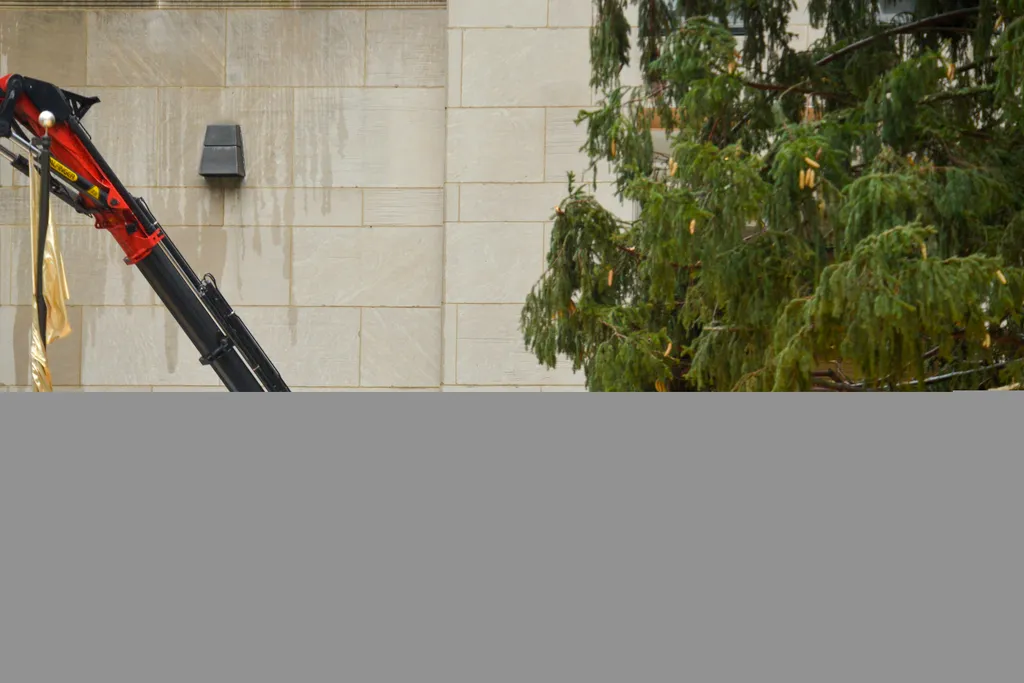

left=0, top=0, right=818, bottom=392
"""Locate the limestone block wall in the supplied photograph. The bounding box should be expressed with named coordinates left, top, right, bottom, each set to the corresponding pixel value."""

left=442, top=0, right=622, bottom=393
left=0, top=4, right=448, bottom=392
left=0, top=1, right=820, bottom=393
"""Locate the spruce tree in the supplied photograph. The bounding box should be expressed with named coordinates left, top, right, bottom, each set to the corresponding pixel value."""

left=520, top=0, right=1024, bottom=391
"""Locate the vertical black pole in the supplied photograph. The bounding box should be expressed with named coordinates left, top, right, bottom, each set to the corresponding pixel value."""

left=33, top=133, right=51, bottom=346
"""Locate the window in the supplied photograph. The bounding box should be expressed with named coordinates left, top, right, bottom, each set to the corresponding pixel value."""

left=878, top=0, right=917, bottom=22
left=727, top=11, right=747, bottom=37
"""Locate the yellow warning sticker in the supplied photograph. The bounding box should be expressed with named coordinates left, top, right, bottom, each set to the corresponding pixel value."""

left=86, top=186, right=101, bottom=199
left=49, top=157, right=79, bottom=184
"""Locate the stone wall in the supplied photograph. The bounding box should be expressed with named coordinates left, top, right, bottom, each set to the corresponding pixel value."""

left=0, top=4, right=449, bottom=392
left=441, top=0, right=615, bottom=393
left=0, top=1, right=819, bottom=392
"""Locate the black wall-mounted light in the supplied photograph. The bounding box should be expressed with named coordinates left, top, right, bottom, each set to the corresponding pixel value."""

left=199, top=124, right=245, bottom=180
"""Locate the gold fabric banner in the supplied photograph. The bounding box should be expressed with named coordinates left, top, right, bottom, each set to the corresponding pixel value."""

left=28, top=158, right=73, bottom=392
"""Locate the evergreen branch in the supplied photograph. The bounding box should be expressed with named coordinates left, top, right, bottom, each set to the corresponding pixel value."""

left=616, top=244, right=641, bottom=259
left=809, top=372, right=865, bottom=393
left=841, top=351, right=1019, bottom=390
left=812, top=362, right=857, bottom=386
left=623, top=84, right=670, bottom=107
left=897, top=362, right=1009, bottom=388
left=951, top=328, right=1024, bottom=350
left=705, top=65, right=846, bottom=100
left=739, top=78, right=853, bottom=101
left=724, top=5, right=985, bottom=144
left=615, top=243, right=701, bottom=271
left=702, top=325, right=754, bottom=333
left=812, top=362, right=1008, bottom=391
left=707, top=116, right=720, bottom=142
left=850, top=343, right=961, bottom=391
left=960, top=56, right=998, bottom=73
left=725, top=78, right=813, bottom=144
left=815, top=7, right=983, bottom=67
left=922, top=84, right=995, bottom=104
left=600, top=319, right=630, bottom=342
left=811, top=376, right=872, bottom=391
left=731, top=367, right=768, bottom=390
left=599, top=319, right=677, bottom=367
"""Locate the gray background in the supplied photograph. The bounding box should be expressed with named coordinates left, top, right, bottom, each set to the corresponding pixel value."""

left=1, top=395, right=1020, bottom=683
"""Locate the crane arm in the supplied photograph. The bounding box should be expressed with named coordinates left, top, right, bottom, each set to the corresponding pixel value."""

left=0, top=74, right=290, bottom=392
